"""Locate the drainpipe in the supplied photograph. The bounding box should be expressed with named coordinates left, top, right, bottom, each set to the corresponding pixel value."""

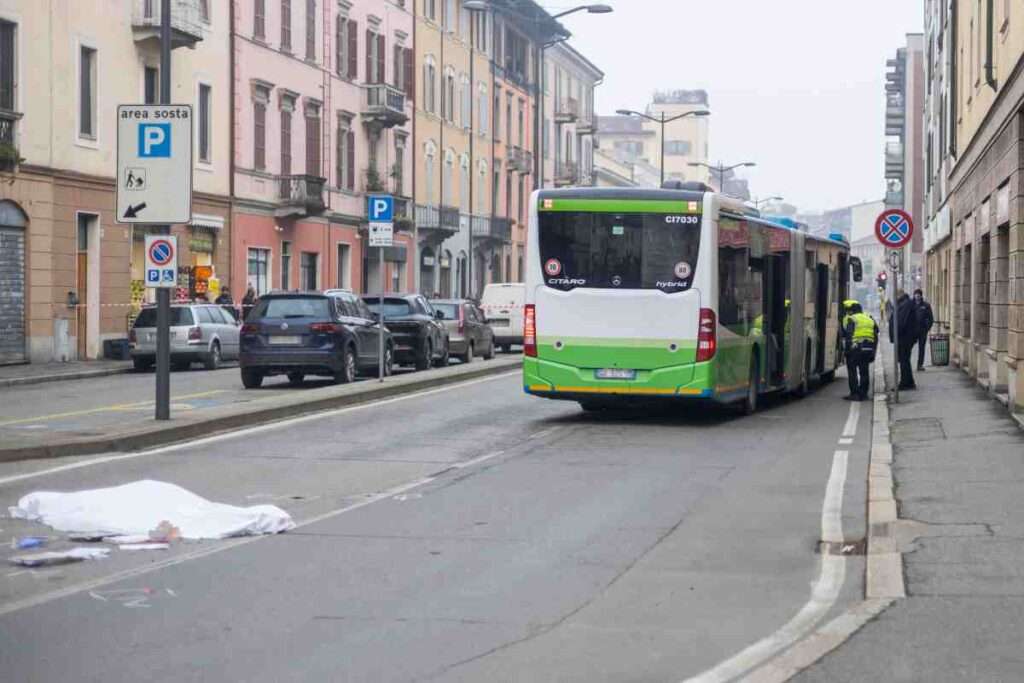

left=985, top=0, right=998, bottom=90
left=949, top=0, right=957, bottom=157
left=228, top=0, right=236, bottom=293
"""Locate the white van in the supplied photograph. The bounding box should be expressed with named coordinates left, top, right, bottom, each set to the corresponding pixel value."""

left=479, top=283, right=524, bottom=352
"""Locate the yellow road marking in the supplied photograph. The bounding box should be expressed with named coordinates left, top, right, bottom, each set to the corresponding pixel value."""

left=0, top=390, right=227, bottom=426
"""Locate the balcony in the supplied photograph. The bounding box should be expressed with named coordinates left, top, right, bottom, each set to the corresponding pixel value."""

left=554, top=98, right=579, bottom=124
left=131, top=0, right=204, bottom=49
left=0, top=109, right=23, bottom=172
left=554, top=162, right=579, bottom=187
left=576, top=117, right=596, bottom=136
left=506, top=145, right=533, bottom=174
left=473, top=216, right=512, bottom=243
left=361, top=83, right=408, bottom=130
left=415, top=204, right=461, bottom=240
left=275, top=175, right=326, bottom=218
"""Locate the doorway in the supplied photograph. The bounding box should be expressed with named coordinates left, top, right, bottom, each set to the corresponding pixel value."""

left=76, top=213, right=99, bottom=360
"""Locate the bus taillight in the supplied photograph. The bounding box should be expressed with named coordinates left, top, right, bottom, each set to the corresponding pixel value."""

left=696, top=308, right=716, bottom=362
left=524, top=304, right=537, bottom=357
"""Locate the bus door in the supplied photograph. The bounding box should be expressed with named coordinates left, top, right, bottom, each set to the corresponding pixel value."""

left=766, top=255, right=788, bottom=387
left=815, top=263, right=829, bottom=373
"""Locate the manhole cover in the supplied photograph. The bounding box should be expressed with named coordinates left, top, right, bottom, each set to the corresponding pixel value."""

left=891, top=417, right=946, bottom=444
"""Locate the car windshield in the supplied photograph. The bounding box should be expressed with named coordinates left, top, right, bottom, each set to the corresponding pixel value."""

left=364, top=299, right=413, bottom=318
left=133, top=307, right=195, bottom=327
left=250, top=297, right=330, bottom=319
left=432, top=303, right=459, bottom=320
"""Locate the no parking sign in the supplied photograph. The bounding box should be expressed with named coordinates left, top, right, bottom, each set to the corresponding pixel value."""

left=144, top=235, right=178, bottom=288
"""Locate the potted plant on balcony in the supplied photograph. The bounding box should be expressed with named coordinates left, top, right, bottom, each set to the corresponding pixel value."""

left=388, top=163, right=404, bottom=195
left=0, top=140, right=23, bottom=174
left=364, top=164, right=386, bottom=193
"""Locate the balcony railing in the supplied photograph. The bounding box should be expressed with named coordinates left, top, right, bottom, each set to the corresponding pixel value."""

left=554, top=162, right=579, bottom=187
left=275, top=174, right=326, bottom=218
left=131, top=0, right=204, bottom=48
left=576, top=117, right=596, bottom=135
left=362, top=83, right=408, bottom=129
left=0, top=109, right=22, bottom=172
left=505, top=145, right=533, bottom=174
left=473, top=216, right=512, bottom=242
left=415, top=204, right=461, bottom=237
left=555, top=97, right=579, bottom=124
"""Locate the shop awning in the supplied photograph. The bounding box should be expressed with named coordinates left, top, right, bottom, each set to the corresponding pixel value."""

left=190, top=214, right=225, bottom=231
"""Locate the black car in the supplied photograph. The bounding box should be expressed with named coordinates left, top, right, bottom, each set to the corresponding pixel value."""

left=239, top=291, right=394, bottom=388
left=362, top=294, right=450, bottom=370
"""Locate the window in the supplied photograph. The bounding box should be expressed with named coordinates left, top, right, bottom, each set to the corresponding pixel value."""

left=79, top=45, right=96, bottom=139
left=505, top=172, right=512, bottom=218
left=505, top=92, right=512, bottom=143
left=391, top=262, right=403, bottom=292
left=425, top=0, right=437, bottom=22
left=366, top=28, right=383, bottom=83
left=460, top=73, right=471, bottom=129
left=305, top=103, right=321, bottom=175
left=335, top=15, right=348, bottom=76
left=476, top=160, right=487, bottom=214
left=143, top=66, right=158, bottom=105
left=336, top=118, right=353, bottom=190
left=460, top=8, right=471, bottom=42
left=459, top=154, right=470, bottom=212
left=281, top=241, right=291, bottom=290
left=664, top=140, right=692, bottom=156
left=196, top=306, right=215, bottom=325
left=248, top=248, right=270, bottom=295
left=280, top=100, right=293, bottom=175
left=281, top=0, right=292, bottom=51
left=393, top=136, right=405, bottom=195
left=442, top=149, right=454, bottom=206
left=337, top=243, right=351, bottom=289
left=77, top=213, right=91, bottom=252
left=0, top=24, right=18, bottom=109
left=717, top=218, right=754, bottom=333
left=517, top=98, right=524, bottom=146
left=305, top=0, right=316, bottom=61
left=424, top=56, right=437, bottom=113
left=613, top=140, right=644, bottom=158
left=517, top=175, right=524, bottom=224
left=543, top=117, right=550, bottom=159
left=443, top=66, right=455, bottom=122
left=301, top=252, right=319, bottom=291
left=472, top=10, right=487, bottom=52
left=494, top=87, right=501, bottom=139
left=444, top=0, right=456, bottom=30
left=199, top=0, right=210, bottom=23
left=254, top=0, right=266, bottom=39
left=253, top=88, right=268, bottom=170
left=393, top=44, right=404, bottom=91
left=477, top=83, right=488, bottom=135
left=198, top=84, right=212, bottom=163
left=425, top=142, right=436, bottom=203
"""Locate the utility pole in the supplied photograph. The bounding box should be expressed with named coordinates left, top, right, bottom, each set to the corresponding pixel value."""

left=154, top=0, right=172, bottom=421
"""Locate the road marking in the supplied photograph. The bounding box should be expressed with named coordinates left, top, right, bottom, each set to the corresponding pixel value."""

left=0, top=371, right=521, bottom=487
left=528, top=428, right=556, bottom=440
left=681, top=406, right=855, bottom=683
left=0, top=391, right=226, bottom=427
left=454, top=450, right=505, bottom=469
left=842, top=401, right=860, bottom=437
left=838, top=438, right=853, bottom=445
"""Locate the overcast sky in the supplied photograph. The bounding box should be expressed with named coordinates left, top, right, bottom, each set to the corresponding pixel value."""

left=552, top=0, right=924, bottom=212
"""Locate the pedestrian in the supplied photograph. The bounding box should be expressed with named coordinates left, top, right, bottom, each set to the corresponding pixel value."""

left=242, top=285, right=257, bottom=321
left=215, top=287, right=239, bottom=321
left=889, top=289, right=917, bottom=390
left=842, top=300, right=878, bottom=401
left=913, top=288, right=934, bottom=371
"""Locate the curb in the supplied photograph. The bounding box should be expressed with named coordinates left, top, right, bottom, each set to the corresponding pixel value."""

left=0, top=366, right=134, bottom=388
left=0, top=359, right=521, bottom=463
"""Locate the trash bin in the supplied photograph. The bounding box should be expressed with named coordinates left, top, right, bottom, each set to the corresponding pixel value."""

left=929, top=332, right=950, bottom=366
left=103, top=338, right=131, bottom=361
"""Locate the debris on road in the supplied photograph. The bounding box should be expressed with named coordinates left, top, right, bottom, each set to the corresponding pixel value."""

left=12, top=537, right=46, bottom=550
left=118, top=543, right=170, bottom=551
left=9, top=547, right=110, bottom=567
left=8, top=480, right=296, bottom=539
left=104, top=535, right=152, bottom=545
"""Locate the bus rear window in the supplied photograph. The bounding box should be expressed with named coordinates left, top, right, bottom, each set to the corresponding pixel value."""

left=538, top=212, right=700, bottom=292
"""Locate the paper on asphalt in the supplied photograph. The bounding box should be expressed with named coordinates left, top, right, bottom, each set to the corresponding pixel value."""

left=9, top=480, right=296, bottom=540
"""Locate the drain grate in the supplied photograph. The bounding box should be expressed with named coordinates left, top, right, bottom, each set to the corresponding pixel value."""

left=817, top=539, right=867, bottom=556
left=890, top=417, right=946, bottom=444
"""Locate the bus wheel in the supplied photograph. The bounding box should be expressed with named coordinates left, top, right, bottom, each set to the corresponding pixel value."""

left=821, top=369, right=836, bottom=383
left=579, top=401, right=604, bottom=413
left=741, top=358, right=760, bottom=415
left=795, top=349, right=812, bottom=398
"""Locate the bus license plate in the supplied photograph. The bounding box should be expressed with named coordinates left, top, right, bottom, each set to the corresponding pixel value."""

left=596, top=368, right=636, bottom=380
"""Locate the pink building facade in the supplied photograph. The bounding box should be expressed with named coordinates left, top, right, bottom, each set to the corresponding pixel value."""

left=231, top=0, right=415, bottom=299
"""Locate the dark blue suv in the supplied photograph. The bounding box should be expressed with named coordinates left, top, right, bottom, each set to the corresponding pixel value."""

left=239, top=292, right=393, bottom=388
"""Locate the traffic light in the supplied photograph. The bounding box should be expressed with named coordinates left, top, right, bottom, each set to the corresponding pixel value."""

left=876, top=271, right=888, bottom=290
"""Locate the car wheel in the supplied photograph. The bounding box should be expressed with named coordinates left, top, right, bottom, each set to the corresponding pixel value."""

left=132, top=358, right=153, bottom=372
left=287, top=372, right=305, bottom=385
left=415, top=340, right=433, bottom=371
left=334, top=345, right=356, bottom=384
left=795, top=348, right=812, bottom=398
left=483, top=340, right=495, bottom=360
left=203, top=342, right=222, bottom=370
left=463, top=342, right=475, bottom=364
left=383, top=343, right=395, bottom=377
left=241, top=368, right=264, bottom=389
left=434, top=340, right=450, bottom=368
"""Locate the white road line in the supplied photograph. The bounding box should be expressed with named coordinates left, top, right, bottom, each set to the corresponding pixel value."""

left=528, top=428, right=556, bottom=440
left=0, top=371, right=520, bottom=487
left=842, top=401, right=860, bottom=437
left=681, top=405, right=855, bottom=683
left=454, top=451, right=505, bottom=469
left=838, top=438, right=853, bottom=445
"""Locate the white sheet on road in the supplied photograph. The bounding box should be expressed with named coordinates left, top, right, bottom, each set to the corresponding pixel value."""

left=8, top=480, right=296, bottom=539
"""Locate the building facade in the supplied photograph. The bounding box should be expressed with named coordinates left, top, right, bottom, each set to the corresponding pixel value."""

left=0, top=0, right=231, bottom=364
left=231, top=0, right=415, bottom=301
left=544, top=41, right=601, bottom=189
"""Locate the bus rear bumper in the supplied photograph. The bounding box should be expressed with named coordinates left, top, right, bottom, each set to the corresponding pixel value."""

left=522, top=357, right=715, bottom=401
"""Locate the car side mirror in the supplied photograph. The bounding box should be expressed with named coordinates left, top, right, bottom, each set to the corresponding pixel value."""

left=850, top=256, right=863, bottom=283
left=435, top=310, right=444, bottom=320
left=369, top=312, right=380, bottom=323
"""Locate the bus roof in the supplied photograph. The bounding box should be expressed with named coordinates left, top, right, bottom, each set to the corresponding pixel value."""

left=536, top=187, right=706, bottom=203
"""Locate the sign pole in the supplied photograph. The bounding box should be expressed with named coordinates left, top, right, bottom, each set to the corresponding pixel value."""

left=379, top=248, right=385, bottom=382
left=154, top=0, right=173, bottom=421
left=875, top=209, right=915, bottom=405
left=367, top=195, right=395, bottom=383
left=892, top=260, right=900, bottom=404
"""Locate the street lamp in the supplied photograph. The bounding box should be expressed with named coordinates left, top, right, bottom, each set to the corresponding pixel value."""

left=688, top=161, right=756, bottom=194
left=615, top=109, right=711, bottom=186
left=752, top=195, right=784, bottom=210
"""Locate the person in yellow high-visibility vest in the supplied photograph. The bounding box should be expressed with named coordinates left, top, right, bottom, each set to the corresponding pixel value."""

left=842, top=300, right=878, bottom=401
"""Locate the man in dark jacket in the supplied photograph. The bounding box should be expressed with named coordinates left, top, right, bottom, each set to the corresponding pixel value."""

left=913, top=288, right=934, bottom=370
left=889, top=290, right=917, bottom=390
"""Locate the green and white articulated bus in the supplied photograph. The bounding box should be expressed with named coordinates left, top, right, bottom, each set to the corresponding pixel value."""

left=522, top=186, right=862, bottom=413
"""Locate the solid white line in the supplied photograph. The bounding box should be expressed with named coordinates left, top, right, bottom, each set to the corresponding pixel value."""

left=528, top=428, right=556, bottom=440
left=681, top=444, right=852, bottom=682
left=838, top=438, right=853, bottom=445
left=453, top=450, right=505, bottom=469
left=0, top=370, right=520, bottom=487
left=842, top=401, right=860, bottom=437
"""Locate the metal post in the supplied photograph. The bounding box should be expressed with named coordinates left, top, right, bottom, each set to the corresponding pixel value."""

left=893, top=263, right=900, bottom=403
left=659, top=113, right=665, bottom=187
left=154, top=0, right=172, bottom=421
left=467, top=16, right=474, bottom=301
left=378, top=249, right=385, bottom=382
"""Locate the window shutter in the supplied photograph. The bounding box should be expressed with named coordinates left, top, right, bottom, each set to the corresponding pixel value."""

left=254, top=102, right=266, bottom=170
left=347, top=20, right=358, bottom=79
left=306, top=112, right=320, bottom=176
left=365, top=29, right=373, bottom=83
left=335, top=16, right=343, bottom=75
left=281, top=109, right=291, bottom=175
left=393, top=45, right=402, bottom=89
left=404, top=48, right=414, bottom=101
left=377, top=34, right=386, bottom=88
left=346, top=130, right=355, bottom=190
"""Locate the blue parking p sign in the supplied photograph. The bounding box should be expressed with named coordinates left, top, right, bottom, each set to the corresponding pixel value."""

left=368, top=195, right=394, bottom=223
left=138, top=123, right=172, bottom=158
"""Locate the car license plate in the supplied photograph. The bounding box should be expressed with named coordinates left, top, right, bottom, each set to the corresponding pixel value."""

left=490, top=319, right=509, bottom=327
left=596, top=368, right=636, bottom=380
left=268, top=335, right=303, bottom=346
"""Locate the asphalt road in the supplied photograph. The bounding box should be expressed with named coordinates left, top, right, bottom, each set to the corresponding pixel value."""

left=0, top=370, right=871, bottom=682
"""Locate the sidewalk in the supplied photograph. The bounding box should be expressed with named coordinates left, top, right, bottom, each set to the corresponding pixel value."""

left=0, top=359, right=134, bottom=388
left=796, top=348, right=1024, bottom=681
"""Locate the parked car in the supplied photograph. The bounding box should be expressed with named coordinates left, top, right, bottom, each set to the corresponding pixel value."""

left=238, top=291, right=394, bottom=388
left=130, top=303, right=240, bottom=371
left=362, top=294, right=450, bottom=370
left=430, top=299, right=495, bottom=364
left=479, top=283, right=525, bottom=352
